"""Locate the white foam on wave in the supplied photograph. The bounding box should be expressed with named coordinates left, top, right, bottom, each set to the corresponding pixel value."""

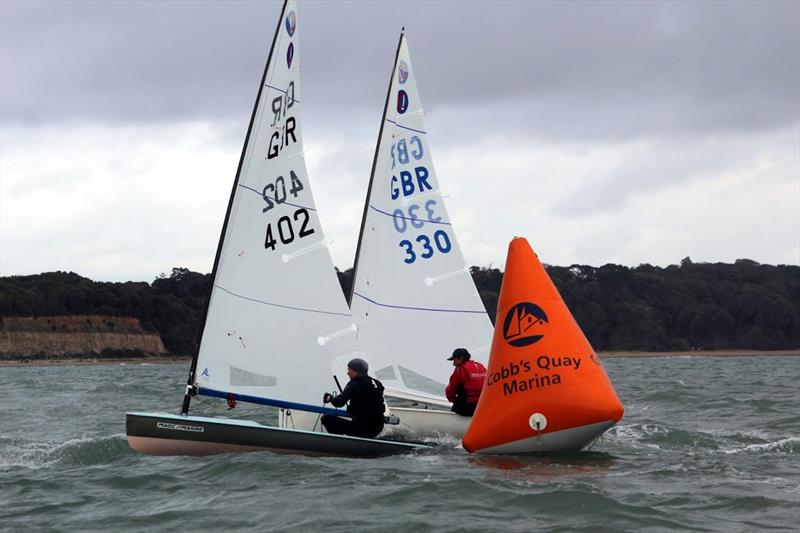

left=0, top=433, right=126, bottom=470
left=0, top=438, right=60, bottom=470
left=710, top=427, right=774, bottom=438
left=613, top=422, right=670, bottom=437
left=607, top=423, right=669, bottom=451
left=424, top=433, right=462, bottom=447
left=721, top=436, right=800, bottom=455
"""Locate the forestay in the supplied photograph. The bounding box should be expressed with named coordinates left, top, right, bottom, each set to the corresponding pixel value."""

left=192, top=0, right=358, bottom=409
left=350, top=34, right=494, bottom=399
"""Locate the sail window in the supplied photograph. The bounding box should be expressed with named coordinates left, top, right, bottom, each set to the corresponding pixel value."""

left=230, top=367, right=277, bottom=387
left=398, top=365, right=446, bottom=396
left=374, top=365, right=399, bottom=381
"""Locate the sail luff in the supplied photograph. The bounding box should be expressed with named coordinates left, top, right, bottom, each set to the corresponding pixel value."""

left=181, top=0, right=289, bottom=415
left=347, top=30, right=405, bottom=307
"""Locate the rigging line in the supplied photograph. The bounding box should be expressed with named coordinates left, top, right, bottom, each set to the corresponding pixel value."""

left=368, top=204, right=452, bottom=226
left=353, top=291, right=486, bottom=314
left=384, top=119, right=427, bottom=135
left=215, top=285, right=351, bottom=317
left=265, top=84, right=301, bottom=103
left=237, top=183, right=316, bottom=212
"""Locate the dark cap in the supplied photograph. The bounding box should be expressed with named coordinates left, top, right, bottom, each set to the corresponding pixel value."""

left=347, top=358, right=369, bottom=375
left=447, top=348, right=471, bottom=361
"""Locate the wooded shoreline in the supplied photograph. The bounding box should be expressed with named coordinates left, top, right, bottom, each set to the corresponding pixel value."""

left=3, top=261, right=799, bottom=356
left=2, top=350, right=797, bottom=368
left=0, top=355, right=192, bottom=367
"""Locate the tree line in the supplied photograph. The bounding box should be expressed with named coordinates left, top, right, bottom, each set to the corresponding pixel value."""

left=1, top=257, right=797, bottom=354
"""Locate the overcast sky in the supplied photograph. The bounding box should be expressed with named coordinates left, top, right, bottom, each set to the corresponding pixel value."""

left=1, top=0, right=798, bottom=282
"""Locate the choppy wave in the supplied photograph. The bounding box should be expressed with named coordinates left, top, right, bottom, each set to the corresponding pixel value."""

left=1, top=357, right=799, bottom=532
left=606, top=421, right=800, bottom=459
left=0, top=434, right=129, bottom=470
left=721, top=436, right=800, bottom=455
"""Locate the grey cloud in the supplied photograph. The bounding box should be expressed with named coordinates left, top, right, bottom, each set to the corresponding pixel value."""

left=550, top=127, right=799, bottom=216
left=2, top=0, right=798, bottom=141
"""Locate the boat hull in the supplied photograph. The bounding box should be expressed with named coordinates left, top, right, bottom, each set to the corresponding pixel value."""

left=389, top=407, right=470, bottom=439
left=278, top=406, right=471, bottom=439
left=471, top=420, right=616, bottom=454
left=126, top=412, right=428, bottom=458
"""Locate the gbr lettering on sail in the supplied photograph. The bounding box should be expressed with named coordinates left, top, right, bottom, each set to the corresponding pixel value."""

left=260, top=78, right=316, bottom=253
left=389, top=134, right=453, bottom=265
left=267, top=81, right=296, bottom=160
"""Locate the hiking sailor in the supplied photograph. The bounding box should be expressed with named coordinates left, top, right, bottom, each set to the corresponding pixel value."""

left=445, top=348, right=487, bottom=416
left=321, top=358, right=386, bottom=438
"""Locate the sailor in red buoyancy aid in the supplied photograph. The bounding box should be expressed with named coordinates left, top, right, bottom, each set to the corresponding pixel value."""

left=445, top=348, right=487, bottom=416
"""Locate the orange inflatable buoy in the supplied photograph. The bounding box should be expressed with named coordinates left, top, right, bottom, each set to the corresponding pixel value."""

left=462, top=237, right=623, bottom=454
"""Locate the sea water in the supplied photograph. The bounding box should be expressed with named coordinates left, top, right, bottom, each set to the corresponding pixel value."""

left=1, top=357, right=798, bottom=531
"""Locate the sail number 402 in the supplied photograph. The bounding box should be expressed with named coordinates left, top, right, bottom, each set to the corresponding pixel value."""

left=265, top=208, right=314, bottom=250
left=262, top=170, right=304, bottom=213
left=399, top=230, right=452, bottom=264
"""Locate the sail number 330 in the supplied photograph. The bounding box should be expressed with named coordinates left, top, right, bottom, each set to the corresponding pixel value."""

left=399, top=230, right=452, bottom=264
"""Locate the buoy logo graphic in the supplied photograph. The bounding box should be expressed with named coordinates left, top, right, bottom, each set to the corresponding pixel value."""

left=502, top=301, right=548, bottom=347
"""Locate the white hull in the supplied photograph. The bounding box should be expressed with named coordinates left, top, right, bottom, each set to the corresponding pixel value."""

left=382, top=390, right=470, bottom=438
left=277, top=405, right=469, bottom=439
left=388, top=407, right=471, bottom=439
left=384, top=388, right=452, bottom=409
left=472, top=420, right=616, bottom=454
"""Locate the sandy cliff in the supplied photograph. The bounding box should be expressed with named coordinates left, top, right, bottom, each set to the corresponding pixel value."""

left=0, top=315, right=167, bottom=357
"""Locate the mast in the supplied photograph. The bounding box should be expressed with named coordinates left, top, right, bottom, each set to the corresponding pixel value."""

left=181, top=0, right=289, bottom=415
left=347, top=30, right=405, bottom=306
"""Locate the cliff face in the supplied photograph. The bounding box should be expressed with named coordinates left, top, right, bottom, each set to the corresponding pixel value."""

left=0, top=316, right=167, bottom=357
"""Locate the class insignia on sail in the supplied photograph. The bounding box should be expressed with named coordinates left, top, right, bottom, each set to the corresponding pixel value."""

left=461, top=237, right=624, bottom=454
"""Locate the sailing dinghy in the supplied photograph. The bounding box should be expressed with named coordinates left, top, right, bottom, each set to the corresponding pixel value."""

left=462, top=237, right=624, bottom=453
left=126, top=0, right=427, bottom=458
left=348, top=32, right=494, bottom=438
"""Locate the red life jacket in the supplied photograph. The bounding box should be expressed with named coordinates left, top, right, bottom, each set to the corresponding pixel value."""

left=460, top=360, right=487, bottom=403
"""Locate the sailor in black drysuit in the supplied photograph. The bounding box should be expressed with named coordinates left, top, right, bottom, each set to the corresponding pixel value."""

left=321, top=358, right=385, bottom=439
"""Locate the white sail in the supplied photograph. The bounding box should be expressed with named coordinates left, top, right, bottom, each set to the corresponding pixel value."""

left=350, top=35, right=494, bottom=400
left=193, top=0, right=357, bottom=408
